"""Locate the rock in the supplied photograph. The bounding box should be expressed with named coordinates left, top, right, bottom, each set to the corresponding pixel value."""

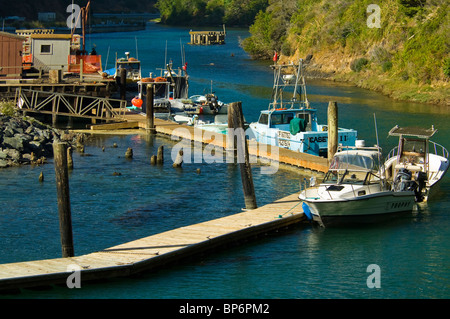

left=0, top=115, right=86, bottom=169
left=3, top=148, right=20, bottom=162
left=3, top=136, right=24, bottom=152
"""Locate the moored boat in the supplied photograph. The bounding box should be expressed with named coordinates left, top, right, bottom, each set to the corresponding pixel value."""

left=384, top=125, right=449, bottom=202
left=299, top=145, right=417, bottom=227
left=247, top=59, right=358, bottom=157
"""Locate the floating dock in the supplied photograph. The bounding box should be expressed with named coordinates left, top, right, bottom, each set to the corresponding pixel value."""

left=91, top=113, right=330, bottom=173
left=0, top=193, right=305, bottom=292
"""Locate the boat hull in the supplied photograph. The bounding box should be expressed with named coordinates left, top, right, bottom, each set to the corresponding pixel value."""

left=301, top=191, right=416, bottom=226
left=248, top=123, right=357, bottom=157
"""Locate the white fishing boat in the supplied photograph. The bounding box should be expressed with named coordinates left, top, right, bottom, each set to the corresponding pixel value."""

left=247, top=59, right=358, bottom=157
left=299, top=145, right=417, bottom=227
left=104, top=52, right=141, bottom=89
left=384, top=126, right=449, bottom=202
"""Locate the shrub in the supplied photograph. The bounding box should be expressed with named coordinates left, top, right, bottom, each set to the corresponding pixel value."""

left=444, top=58, right=450, bottom=78
left=0, top=100, right=17, bottom=116
left=350, top=58, right=369, bottom=72
left=382, top=61, right=393, bottom=72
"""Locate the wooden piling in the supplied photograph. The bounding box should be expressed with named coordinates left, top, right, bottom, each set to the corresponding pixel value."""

left=327, top=101, right=338, bottom=161
left=120, top=68, right=127, bottom=101
left=125, top=147, right=133, bottom=159
left=229, top=102, right=257, bottom=210
left=52, top=142, right=74, bottom=258
left=173, top=150, right=183, bottom=168
left=157, top=145, right=164, bottom=164
left=146, top=84, right=155, bottom=133
left=67, top=146, right=73, bottom=169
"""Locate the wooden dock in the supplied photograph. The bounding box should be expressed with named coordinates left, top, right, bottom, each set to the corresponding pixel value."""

left=189, top=26, right=226, bottom=45
left=0, top=108, right=331, bottom=292
left=0, top=193, right=305, bottom=292
left=91, top=112, right=330, bottom=173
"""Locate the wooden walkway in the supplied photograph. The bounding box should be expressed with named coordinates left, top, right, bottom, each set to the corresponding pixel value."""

left=0, top=193, right=305, bottom=292
left=90, top=112, right=329, bottom=173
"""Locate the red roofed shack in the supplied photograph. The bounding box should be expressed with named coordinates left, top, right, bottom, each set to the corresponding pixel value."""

left=0, top=31, right=25, bottom=79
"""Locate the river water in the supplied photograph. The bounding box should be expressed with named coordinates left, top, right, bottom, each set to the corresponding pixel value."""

left=0, top=23, right=449, bottom=299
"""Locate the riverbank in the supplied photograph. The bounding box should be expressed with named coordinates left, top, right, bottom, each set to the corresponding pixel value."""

left=0, top=114, right=87, bottom=168
left=299, top=56, right=449, bottom=107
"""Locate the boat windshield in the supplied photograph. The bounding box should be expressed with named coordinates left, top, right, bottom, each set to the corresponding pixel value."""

left=329, top=151, right=380, bottom=171
left=118, top=62, right=140, bottom=71
left=323, top=170, right=382, bottom=185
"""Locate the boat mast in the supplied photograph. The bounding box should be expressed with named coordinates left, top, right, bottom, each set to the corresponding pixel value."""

left=269, top=59, right=309, bottom=110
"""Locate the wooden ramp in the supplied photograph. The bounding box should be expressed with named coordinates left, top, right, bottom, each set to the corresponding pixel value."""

left=0, top=193, right=305, bottom=292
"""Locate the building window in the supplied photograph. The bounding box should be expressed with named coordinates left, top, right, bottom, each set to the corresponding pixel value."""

left=40, top=44, right=52, bottom=54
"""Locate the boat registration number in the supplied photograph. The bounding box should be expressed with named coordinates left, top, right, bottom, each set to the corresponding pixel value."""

left=278, top=131, right=291, bottom=147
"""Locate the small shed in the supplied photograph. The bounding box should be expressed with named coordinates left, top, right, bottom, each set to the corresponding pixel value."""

left=0, top=31, right=25, bottom=78
left=30, top=33, right=72, bottom=71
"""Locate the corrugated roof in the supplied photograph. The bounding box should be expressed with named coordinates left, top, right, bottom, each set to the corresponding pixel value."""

left=388, top=125, right=437, bottom=138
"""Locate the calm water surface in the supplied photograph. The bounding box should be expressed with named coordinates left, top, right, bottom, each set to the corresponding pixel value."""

left=0, top=23, right=449, bottom=299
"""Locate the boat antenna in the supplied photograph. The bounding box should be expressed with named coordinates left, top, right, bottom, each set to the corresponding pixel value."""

left=374, top=113, right=380, bottom=147
left=165, top=40, right=168, bottom=70
left=135, top=36, right=139, bottom=60
left=105, top=45, right=110, bottom=70
left=374, top=113, right=386, bottom=183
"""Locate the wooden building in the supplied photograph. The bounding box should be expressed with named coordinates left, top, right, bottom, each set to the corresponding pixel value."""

left=0, top=31, right=26, bottom=79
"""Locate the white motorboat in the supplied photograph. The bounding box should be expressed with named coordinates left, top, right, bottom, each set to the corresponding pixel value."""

left=299, top=145, right=417, bottom=227
left=247, top=59, right=358, bottom=157
left=185, top=94, right=228, bottom=115
left=384, top=126, right=449, bottom=202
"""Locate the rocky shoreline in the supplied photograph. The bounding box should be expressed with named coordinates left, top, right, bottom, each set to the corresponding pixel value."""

left=0, top=115, right=86, bottom=168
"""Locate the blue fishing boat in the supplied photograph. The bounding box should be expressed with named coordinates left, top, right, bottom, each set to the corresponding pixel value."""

left=247, top=59, right=358, bottom=157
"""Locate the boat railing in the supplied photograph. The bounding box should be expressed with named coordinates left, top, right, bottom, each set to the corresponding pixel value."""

left=386, top=146, right=398, bottom=162
left=430, top=141, right=449, bottom=159
left=386, top=141, right=449, bottom=162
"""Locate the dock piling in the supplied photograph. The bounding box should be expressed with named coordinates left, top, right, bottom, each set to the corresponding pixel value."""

left=229, top=102, right=257, bottom=210
left=157, top=145, right=164, bottom=164
left=120, top=68, right=127, bottom=101
left=53, top=142, right=74, bottom=258
left=327, top=101, right=338, bottom=161
left=173, top=150, right=183, bottom=168
left=146, top=84, right=155, bottom=133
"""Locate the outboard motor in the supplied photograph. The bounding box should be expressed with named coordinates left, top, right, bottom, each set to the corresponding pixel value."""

left=414, top=171, right=428, bottom=202
left=393, top=168, right=417, bottom=192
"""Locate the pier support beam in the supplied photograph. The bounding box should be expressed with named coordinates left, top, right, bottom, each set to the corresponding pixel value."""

left=228, top=101, right=257, bottom=210
left=53, top=142, right=74, bottom=258
left=146, top=84, right=155, bottom=133
left=119, top=68, right=127, bottom=101
left=327, top=101, right=338, bottom=162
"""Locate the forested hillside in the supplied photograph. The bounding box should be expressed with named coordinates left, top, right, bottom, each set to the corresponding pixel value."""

left=0, top=0, right=158, bottom=20
left=241, top=0, right=449, bottom=105
left=156, top=0, right=268, bottom=26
